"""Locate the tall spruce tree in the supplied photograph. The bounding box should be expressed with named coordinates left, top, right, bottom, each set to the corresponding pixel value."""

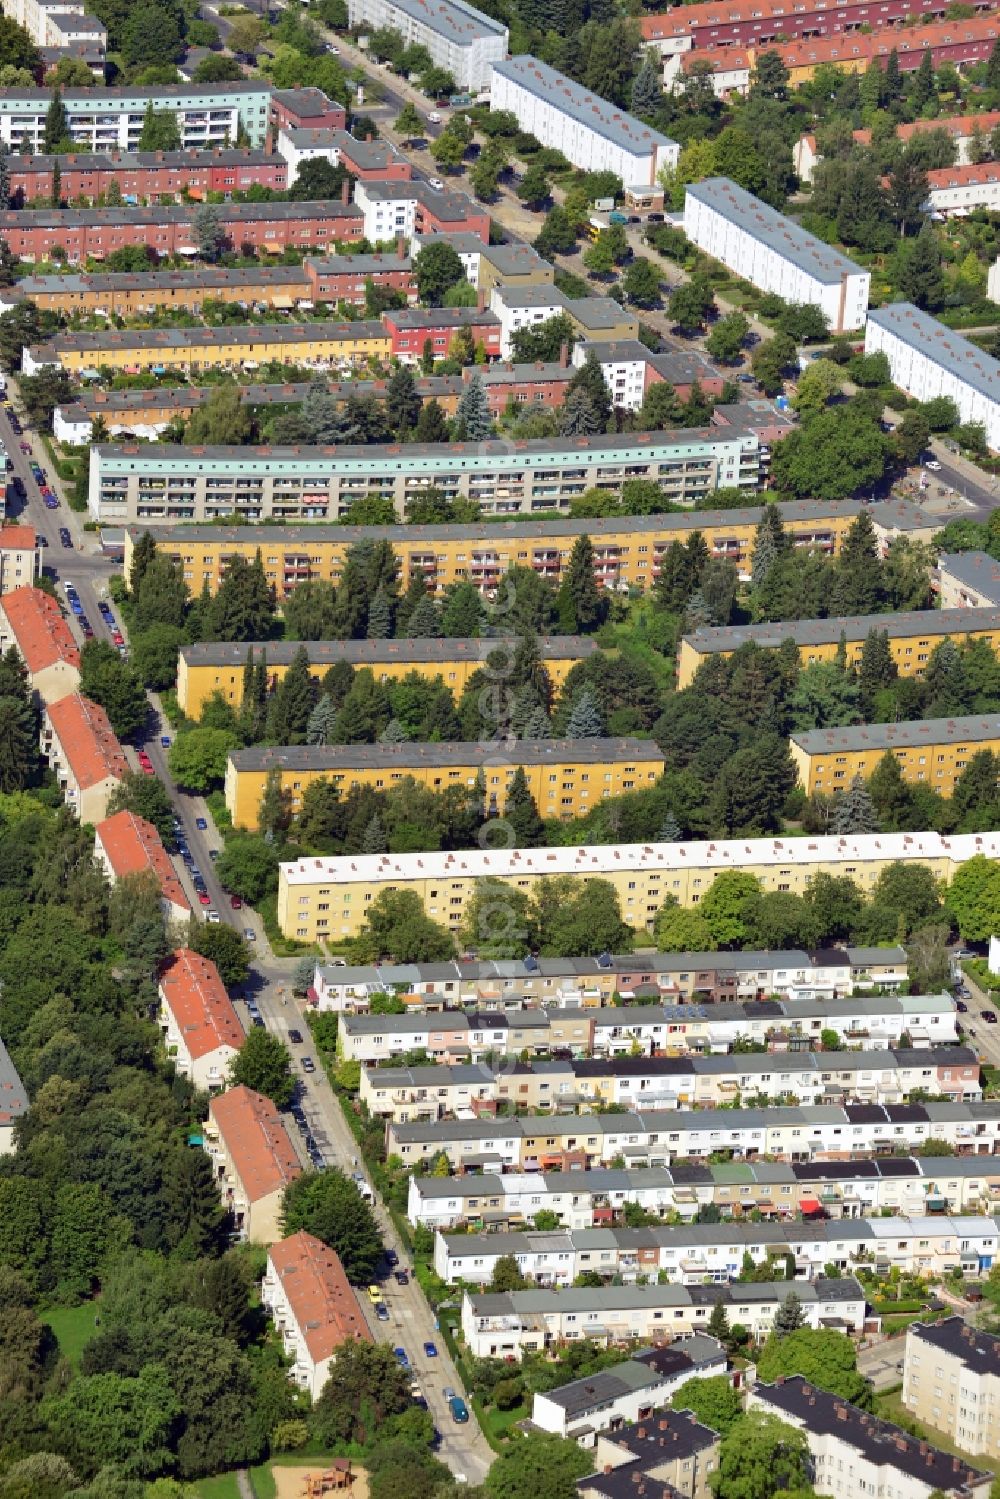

left=751, top=503, right=788, bottom=589
left=366, top=588, right=393, bottom=640
left=559, top=535, right=605, bottom=634
left=306, top=694, right=338, bottom=746
left=455, top=374, right=492, bottom=439
left=0, top=141, right=10, bottom=212
left=266, top=645, right=315, bottom=743
left=505, top=766, right=545, bottom=846
left=857, top=628, right=896, bottom=716
left=43, top=87, right=68, bottom=153
left=566, top=686, right=606, bottom=738
left=405, top=593, right=442, bottom=638
left=831, top=774, right=879, bottom=835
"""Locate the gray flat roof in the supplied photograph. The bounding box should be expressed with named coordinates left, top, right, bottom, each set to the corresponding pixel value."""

left=791, top=714, right=1000, bottom=755
left=181, top=635, right=598, bottom=668
left=21, top=265, right=303, bottom=296
left=491, top=56, right=677, bottom=160
left=0, top=81, right=269, bottom=103
left=132, top=498, right=891, bottom=548
left=361, top=0, right=506, bottom=44
left=687, top=178, right=866, bottom=286
left=38, top=319, right=383, bottom=356
left=939, top=550, right=1000, bottom=604
left=230, top=736, right=657, bottom=773
left=683, top=605, right=1000, bottom=654
left=869, top=301, right=1000, bottom=404
left=571, top=299, right=637, bottom=330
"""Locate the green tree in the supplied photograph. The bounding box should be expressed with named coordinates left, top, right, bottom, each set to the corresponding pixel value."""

left=756, top=1326, right=871, bottom=1406
left=193, top=202, right=228, bottom=262
left=455, top=373, right=492, bottom=439
left=394, top=101, right=423, bottom=140
left=229, top=1028, right=295, bottom=1109
left=282, top=1169, right=384, bottom=1282
left=947, top=854, right=1000, bottom=941
left=557, top=535, right=605, bottom=633
left=701, top=870, right=762, bottom=947
left=712, top=1411, right=810, bottom=1499
left=831, top=774, right=879, bottom=836
left=215, top=833, right=279, bottom=904
left=43, top=87, right=69, bottom=153
left=534, top=205, right=577, bottom=258
left=671, top=1374, right=742, bottom=1435
left=622, top=257, right=662, bottom=307
left=460, top=878, right=533, bottom=959
left=898, top=221, right=946, bottom=310
left=773, top=1290, right=806, bottom=1334
left=311, top=1341, right=412, bottom=1448
left=121, top=2, right=181, bottom=67
left=490, top=1254, right=528, bottom=1292
left=518, top=162, right=550, bottom=207
left=653, top=902, right=717, bottom=952
left=79, top=640, right=148, bottom=740
left=485, top=1432, right=591, bottom=1499
left=669, top=277, right=714, bottom=332
left=184, top=383, right=252, bottom=446
left=188, top=920, right=251, bottom=986
left=358, top=887, right=455, bottom=962
left=0, top=695, right=36, bottom=792
left=168, top=727, right=238, bottom=792
left=136, top=101, right=181, bottom=151
left=206, top=552, right=274, bottom=641
left=106, top=771, right=175, bottom=846
left=705, top=311, right=750, bottom=362
left=415, top=240, right=466, bottom=305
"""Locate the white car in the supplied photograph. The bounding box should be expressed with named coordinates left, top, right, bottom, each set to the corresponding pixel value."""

left=925, top=459, right=942, bottom=471
left=428, top=175, right=445, bottom=190
left=206, top=909, right=220, bottom=924
left=428, top=111, right=442, bottom=123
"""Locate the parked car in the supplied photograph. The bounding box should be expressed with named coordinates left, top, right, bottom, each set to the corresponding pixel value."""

left=301, top=1055, right=315, bottom=1072
left=376, top=1303, right=390, bottom=1321
left=197, top=890, right=211, bottom=905
left=423, top=1341, right=438, bottom=1357
left=394, top=1270, right=409, bottom=1285
left=367, top=1285, right=382, bottom=1304
left=394, top=1348, right=410, bottom=1369
left=984, top=1010, right=997, bottom=1024
left=195, top=816, right=208, bottom=830
left=288, top=1028, right=304, bottom=1043
left=448, top=1396, right=469, bottom=1423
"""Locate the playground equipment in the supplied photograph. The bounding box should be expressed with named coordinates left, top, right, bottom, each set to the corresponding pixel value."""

left=302, top=1460, right=354, bottom=1496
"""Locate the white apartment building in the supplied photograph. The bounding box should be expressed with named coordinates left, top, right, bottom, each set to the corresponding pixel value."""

left=489, top=283, right=567, bottom=360
left=684, top=178, right=871, bottom=333
left=437, top=1215, right=1000, bottom=1290
left=0, top=1035, right=28, bottom=1155
left=262, top=1230, right=372, bottom=1398
left=157, top=947, right=244, bottom=1092
left=205, top=1084, right=302, bottom=1244
left=532, top=1338, right=726, bottom=1441
left=348, top=0, right=507, bottom=89
left=751, top=1378, right=992, bottom=1499
left=925, top=163, right=1000, bottom=217
left=865, top=302, right=1000, bottom=452
left=0, top=528, right=40, bottom=595
left=489, top=57, right=679, bottom=187
left=0, top=83, right=271, bottom=153
left=903, top=1317, right=1000, bottom=1460
left=385, top=1099, right=1000, bottom=1173
left=3, top=0, right=105, bottom=48
left=461, top=1278, right=866, bottom=1359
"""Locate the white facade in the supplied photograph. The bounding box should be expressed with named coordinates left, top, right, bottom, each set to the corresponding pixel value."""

left=573, top=340, right=647, bottom=411
left=348, top=0, right=507, bottom=89
left=489, top=56, right=679, bottom=186
left=684, top=177, right=871, bottom=333
left=925, top=166, right=1000, bottom=218
left=489, top=284, right=566, bottom=360
left=275, top=127, right=340, bottom=177
left=53, top=405, right=94, bottom=445
left=439, top=1215, right=1000, bottom=1293
left=865, top=302, right=1000, bottom=453
left=461, top=1279, right=866, bottom=1359
left=157, top=992, right=240, bottom=1091
left=2, top=0, right=104, bottom=47
left=750, top=1380, right=992, bottom=1499
left=353, top=181, right=418, bottom=242
left=532, top=1340, right=726, bottom=1439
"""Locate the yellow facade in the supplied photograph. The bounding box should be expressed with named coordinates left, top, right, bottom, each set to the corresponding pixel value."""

left=49, top=327, right=391, bottom=374
left=677, top=610, right=1000, bottom=690
left=276, top=831, right=989, bottom=941
left=128, top=502, right=881, bottom=604
left=790, top=721, right=1000, bottom=796
left=224, top=741, right=666, bottom=829
left=177, top=641, right=594, bottom=720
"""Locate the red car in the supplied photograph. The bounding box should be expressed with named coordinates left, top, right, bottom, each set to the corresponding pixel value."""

left=137, top=751, right=154, bottom=774
left=112, top=631, right=124, bottom=645
left=230, top=894, right=243, bottom=909
left=197, top=890, right=211, bottom=905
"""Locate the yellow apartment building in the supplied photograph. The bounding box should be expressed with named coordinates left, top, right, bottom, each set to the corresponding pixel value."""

left=177, top=637, right=600, bottom=720
left=790, top=714, right=1000, bottom=797
left=677, top=607, right=1000, bottom=690
left=126, top=497, right=936, bottom=604
left=224, top=737, right=666, bottom=829
left=276, top=830, right=999, bottom=941
left=26, top=319, right=392, bottom=375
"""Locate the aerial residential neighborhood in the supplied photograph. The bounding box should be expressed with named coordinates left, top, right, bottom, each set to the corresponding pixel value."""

left=6, top=0, right=1000, bottom=1492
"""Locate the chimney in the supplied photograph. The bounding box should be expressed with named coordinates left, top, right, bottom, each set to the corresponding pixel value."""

left=658, top=1420, right=668, bottom=1431
left=477, top=289, right=486, bottom=312
left=835, top=1406, right=848, bottom=1422
left=397, top=233, right=406, bottom=259
left=367, top=132, right=374, bottom=142
left=637, top=1428, right=646, bottom=1439
left=341, top=179, right=350, bottom=205
left=919, top=1442, right=929, bottom=1455
left=559, top=341, right=569, bottom=367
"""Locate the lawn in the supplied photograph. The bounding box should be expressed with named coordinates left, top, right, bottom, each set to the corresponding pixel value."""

left=41, top=1303, right=100, bottom=1369
left=195, top=1476, right=243, bottom=1499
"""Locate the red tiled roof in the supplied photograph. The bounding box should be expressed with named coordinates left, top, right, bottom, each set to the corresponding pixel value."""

left=209, top=1084, right=302, bottom=1202
left=158, top=947, right=244, bottom=1061
left=268, top=1230, right=372, bottom=1360
left=95, top=808, right=190, bottom=914
left=45, top=692, right=127, bottom=789
left=0, top=526, right=39, bottom=550
left=685, top=11, right=999, bottom=68
left=3, top=585, right=79, bottom=675
left=898, top=109, right=1000, bottom=140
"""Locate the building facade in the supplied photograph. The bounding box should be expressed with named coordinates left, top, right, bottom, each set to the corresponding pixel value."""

left=94, top=809, right=190, bottom=925
left=347, top=0, right=507, bottom=88
left=790, top=715, right=1000, bottom=796
left=178, top=635, right=596, bottom=719
left=6, top=147, right=287, bottom=206
left=41, top=692, right=127, bottom=822
left=903, top=1318, right=1000, bottom=1460
left=89, top=428, right=767, bottom=525
left=0, top=82, right=272, bottom=151
left=640, top=0, right=968, bottom=58
left=534, top=1351, right=725, bottom=1446
left=866, top=302, right=1000, bottom=452
left=0, top=527, right=40, bottom=594
left=263, top=1231, right=372, bottom=1397
left=0, top=584, right=79, bottom=704
left=277, top=831, right=1000, bottom=942
left=157, top=948, right=244, bottom=1092
left=937, top=552, right=1000, bottom=610
left=225, top=737, right=665, bottom=828
left=683, top=178, right=870, bottom=332
left=124, top=497, right=936, bottom=603
left=677, top=606, right=1000, bottom=688
left=205, top=1084, right=302, bottom=1243
left=489, top=56, right=679, bottom=185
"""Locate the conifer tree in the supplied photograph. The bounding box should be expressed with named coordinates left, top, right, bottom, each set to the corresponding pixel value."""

left=565, top=349, right=613, bottom=429
left=0, top=141, right=9, bottom=212
left=405, top=593, right=442, bottom=638
left=266, top=645, right=315, bottom=744
left=414, top=398, right=449, bottom=442
left=306, top=694, right=338, bottom=746
left=367, top=588, right=393, bottom=640
left=44, top=87, right=68, bottom=153
left=774, top=1290, right=805, bottom=1335
left=455, top=373, right=492, bottom=439
left=362, top=813, right=387, bottom=853
left=558, top=535, right=605, bottom=634
left=751, top=503, right=788, bottom=589
left=658, top=812, right=682, bottom=841
left=831, top=774, right=879, bottom=836
left=395, top=572, right=430, bottom=636
left=857, top=628, right=896, bottom=717
left=379, top=717, right=408, bottom=743
left=707, top=1296, right=731, bottom=1344
left=505, top=766, right=545, bottom=846
left=522, top=705, right=552, bottom=739
left=566, top=686, right=606, bottom=739
left=631, top=50, right=662, bottom=115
